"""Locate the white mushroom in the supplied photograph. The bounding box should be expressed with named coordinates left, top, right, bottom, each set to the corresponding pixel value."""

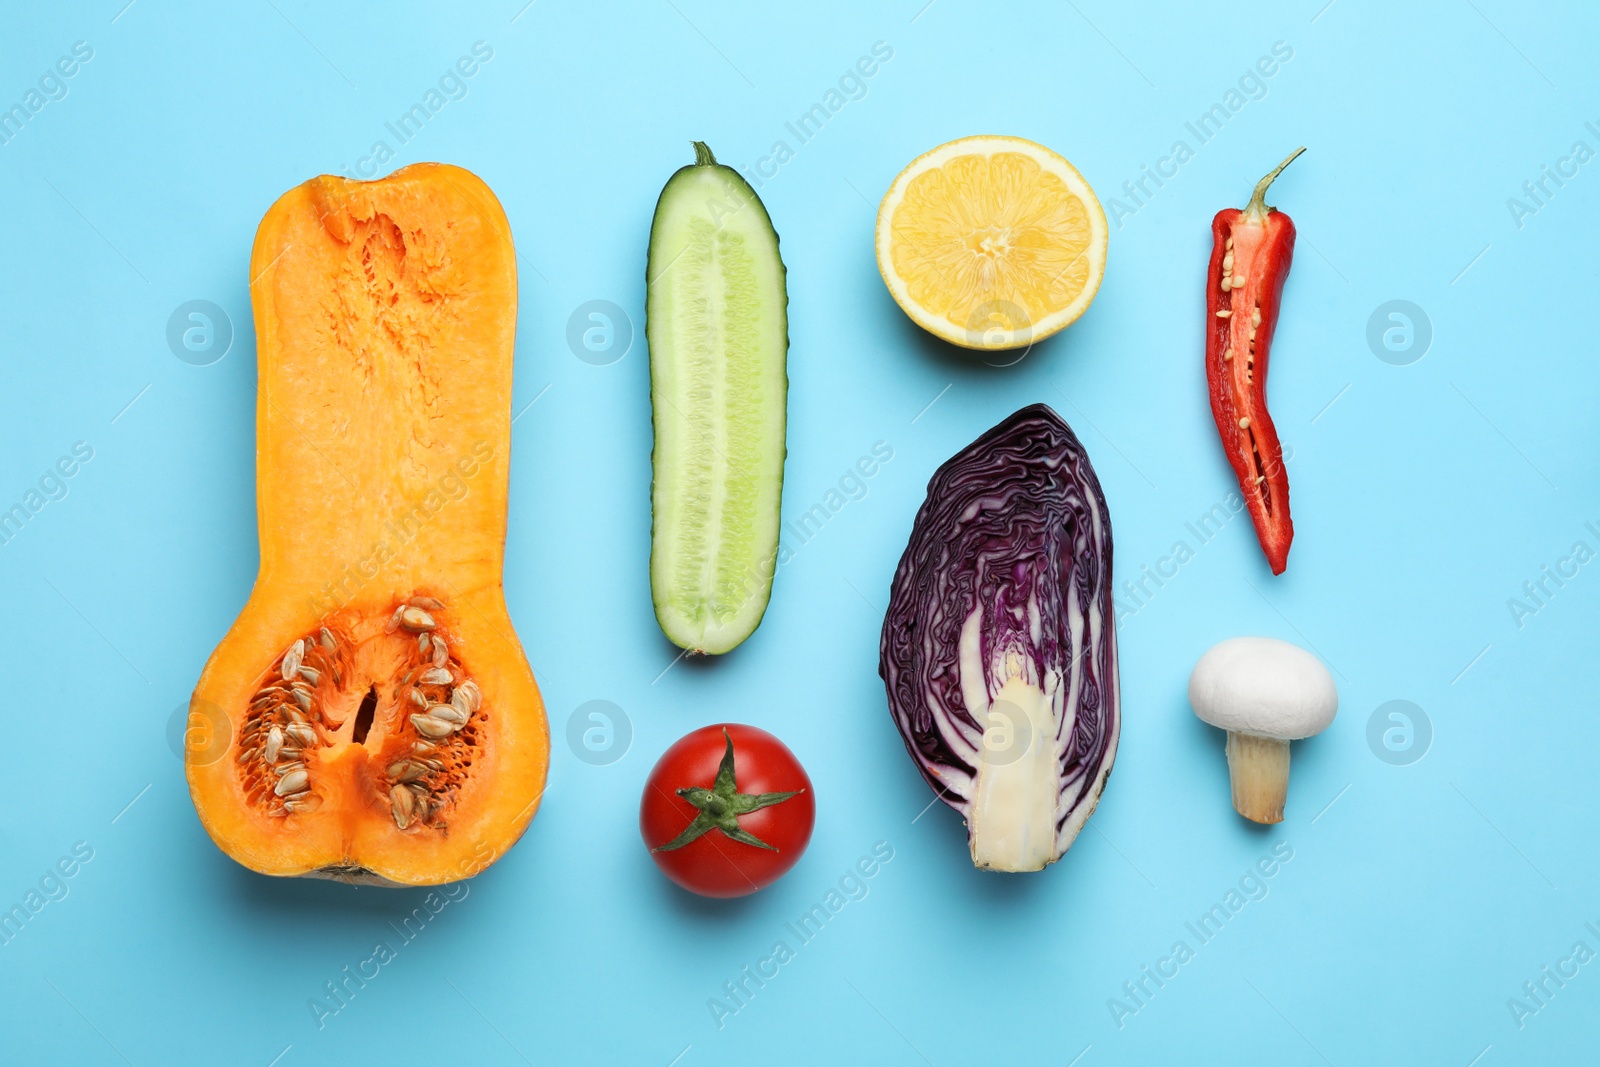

left=1188, top=637, right=1337, bottom=824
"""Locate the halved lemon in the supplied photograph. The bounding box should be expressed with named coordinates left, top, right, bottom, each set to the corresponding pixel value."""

left=876, top=136, right=1108, bottom=351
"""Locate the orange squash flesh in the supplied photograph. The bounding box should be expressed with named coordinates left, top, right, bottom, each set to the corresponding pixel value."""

left=187, top=163, right=548, bottom=886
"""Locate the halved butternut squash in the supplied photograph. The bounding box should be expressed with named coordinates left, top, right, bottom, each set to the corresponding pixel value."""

left=187, top=163, right=547, bottom=886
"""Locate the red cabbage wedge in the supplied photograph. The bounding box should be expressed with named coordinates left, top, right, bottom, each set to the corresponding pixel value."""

left=880, top=404, right=1118, bottom=872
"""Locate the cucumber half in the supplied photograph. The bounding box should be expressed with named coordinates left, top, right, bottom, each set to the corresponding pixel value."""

left=647, top=142, right=789, bottom=655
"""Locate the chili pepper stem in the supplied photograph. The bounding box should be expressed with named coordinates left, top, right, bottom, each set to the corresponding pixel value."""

left=1242, top=146, right=1306, bottom=222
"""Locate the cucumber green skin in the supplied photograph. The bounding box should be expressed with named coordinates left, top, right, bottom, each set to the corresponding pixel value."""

left=646, top=148, right=789, bottom=655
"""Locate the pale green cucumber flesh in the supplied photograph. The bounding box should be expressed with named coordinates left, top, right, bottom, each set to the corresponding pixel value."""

left=647, top=146, right=788, bottom=655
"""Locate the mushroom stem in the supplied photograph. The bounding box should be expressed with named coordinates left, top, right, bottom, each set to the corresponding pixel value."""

left=1225, top=732, right=1290, bottom=824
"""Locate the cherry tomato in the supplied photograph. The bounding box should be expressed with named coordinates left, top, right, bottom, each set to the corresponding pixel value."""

left=640, top=723, right=814, bottom=898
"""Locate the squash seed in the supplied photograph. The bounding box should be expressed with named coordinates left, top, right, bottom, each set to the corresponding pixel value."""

left=429, top=703, right=467, bottom=726
left=280, top=640, right=304, bottom=680
left=410, top=713, right=454, bottom=739
left=389, top=760, right=425, bottom=782
left=418, top=633, right=431, bottom=654
left=297, top=666, right=321, bottom=686
left=390, top=784, right=414, bottom=828
left=264, top=726, right=283, bottom=763
left=419, top=667, right=453, bottom=686
left=275, top=770, right=308, bottom=796
left=284, top=793, right=321, bottom=814
left=431, top=639, right=448, bottom=668
left=286, top=723, right=316, bottom=747
left=320, top=627, right=336, bottom=650
left=409, top=689, right=428, bottom=709
left=400, top=606, right=436, bottom=632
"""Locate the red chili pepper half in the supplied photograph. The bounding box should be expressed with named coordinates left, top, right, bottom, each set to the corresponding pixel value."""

left=1205, top=147, right=1304, bottom=575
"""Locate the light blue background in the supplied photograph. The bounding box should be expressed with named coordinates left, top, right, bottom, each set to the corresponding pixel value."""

left=1, top=1, right=1595, bottom=1063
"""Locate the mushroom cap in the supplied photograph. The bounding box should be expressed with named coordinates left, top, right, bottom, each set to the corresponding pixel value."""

left=1188, top=637, right=1338, bottom=739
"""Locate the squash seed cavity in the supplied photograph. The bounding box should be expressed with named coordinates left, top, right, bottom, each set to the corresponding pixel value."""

left=234, top=594, right=489, bottom=830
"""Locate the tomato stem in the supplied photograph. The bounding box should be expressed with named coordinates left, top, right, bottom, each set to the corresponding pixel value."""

left=651, top=728, right=804, bottom=853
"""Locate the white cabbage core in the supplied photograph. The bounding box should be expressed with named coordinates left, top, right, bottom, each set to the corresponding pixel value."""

left=960, top=606, right=1062, bottom=872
